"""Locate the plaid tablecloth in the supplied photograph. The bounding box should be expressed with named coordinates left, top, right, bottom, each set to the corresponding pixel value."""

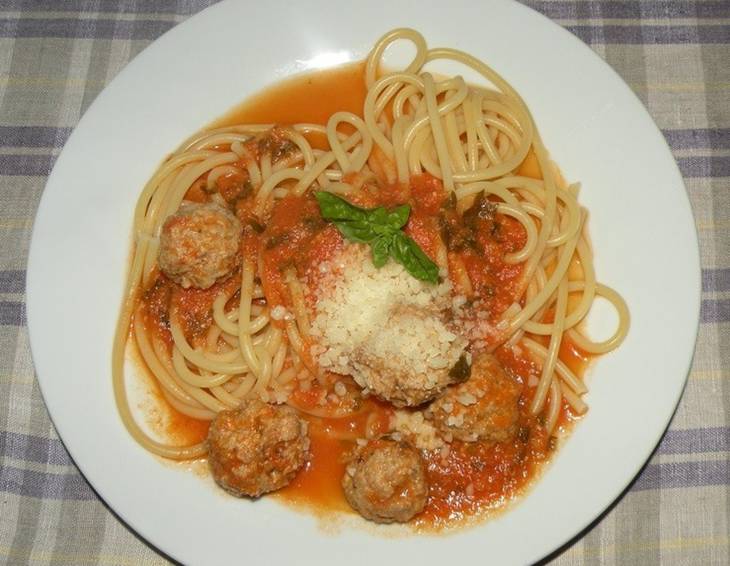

left=1, top=1, right=728, bottom=564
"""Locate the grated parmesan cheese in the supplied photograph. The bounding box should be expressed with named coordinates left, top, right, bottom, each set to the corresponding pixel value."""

left=390, top=410, right=445, bottom=450
left=309, top=244, right=467, bottom=406
left=270, top=305, right=289, bottom=321
left=457, top=392, right=478, bottom=406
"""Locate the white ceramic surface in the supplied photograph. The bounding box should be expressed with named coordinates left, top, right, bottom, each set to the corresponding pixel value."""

left=26, top=1, right=700, bottom=564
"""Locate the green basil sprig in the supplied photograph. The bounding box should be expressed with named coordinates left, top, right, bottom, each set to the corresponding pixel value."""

left=315, top=191, right=439, bottom=284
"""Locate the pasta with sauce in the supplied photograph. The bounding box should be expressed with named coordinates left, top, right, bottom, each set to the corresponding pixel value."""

left=112, top=28, right=629, bottom=526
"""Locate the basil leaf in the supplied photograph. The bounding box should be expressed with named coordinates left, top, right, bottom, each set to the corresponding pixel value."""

left=316, top=191, right=439, bottom=284
left=391, top=232, right=440, bottom=283
left=371, top=204, right=410, bottom=231
left=333, top=219, right=379, bottom=243
left=317, top=192, right=397, bottom=243
left=315, top=191, right=367, bottom=222
left=371, top=234, right=394, bottom=268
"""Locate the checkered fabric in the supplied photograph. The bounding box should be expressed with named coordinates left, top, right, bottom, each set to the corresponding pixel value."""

left=0, top=1, right=727, bottom=564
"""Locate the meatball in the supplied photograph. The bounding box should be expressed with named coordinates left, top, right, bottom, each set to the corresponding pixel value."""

left=158, top=201, right=241, bottom=289
left=427, top=353, right=520, bottom=443
left=342, top=439, right=428, bottom=523
left=349, top=306, right=468, bottom=408
left=207, top=400, right=309, bottom=498
left=351, top=350, right=455, bottom=408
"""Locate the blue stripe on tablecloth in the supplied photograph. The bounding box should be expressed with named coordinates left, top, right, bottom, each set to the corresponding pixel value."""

left=663, top=129, right=730, bottom=150
left=701, top=299, right=730, bottom=323
left=0, top=155, right=54, bottom=177
left=0, top=17, right=729, bottom=44
left=0, top=270, right=25, bottom=293
left=2, top=153, right=727, bottom=179
left=0, top=127, right=72, bottom=149
left=1, top=0, right=730, bottom=19
left=527, top=1, right=730, bottom=19
left=676, top=156, right=730, bottom=178
left=0, top=465, right=97, bottom=500
left=0, top=0, right=218, bottom=15
left=1, top=431, right=73, bottom=466
left=566, top=25, right=730, bottom=44
left=702, top=269, right=730, bottom=292
left=657, top=426, right=730, bottom=454
left=0, top=18, right=176, bottom=40
left=0, top=302, right=25, bottom=326
left=2, top=127, right=728, bottom=150
left=631, top=460, right=730, bottom=491
left=0, top=426, right=726, bottom=499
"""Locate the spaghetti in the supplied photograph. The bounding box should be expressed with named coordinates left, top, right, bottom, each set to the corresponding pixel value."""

left=112, top=28, right=629, bottom=519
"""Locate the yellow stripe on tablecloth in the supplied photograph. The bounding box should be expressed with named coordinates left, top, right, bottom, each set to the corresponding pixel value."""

left=0, top=545, right=159, bottom=566
left=0, top=219, right=34, bottom=229
left=561, top=536, right=730, bottom=557
left=689, top=369, right=730, bottom=380
left=0, top=77, right=107, bottom=87
left=628, top=82, right=730, bottom=92
left=697, top=221, right=730, bottom=232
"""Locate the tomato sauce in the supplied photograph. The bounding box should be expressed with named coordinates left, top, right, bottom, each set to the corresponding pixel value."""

left=212, top=61, right=367, bottom=150
left=138, top=275, right=223, bottom=445
left=136, top=61, right=594, bottom=527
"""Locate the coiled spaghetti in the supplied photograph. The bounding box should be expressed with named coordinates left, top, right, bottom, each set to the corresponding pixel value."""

left=112, top=28, right=629, bottom=461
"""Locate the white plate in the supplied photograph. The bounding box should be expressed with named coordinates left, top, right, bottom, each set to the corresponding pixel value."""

left=26, top=0, right=700, bottom=564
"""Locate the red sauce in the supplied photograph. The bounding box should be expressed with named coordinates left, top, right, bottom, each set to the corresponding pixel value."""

left=259, top=193, right=343, bottom=314
left=165, top=402, right=211, bottom=445
left=212, top=61, right=367, bottom=151
left=419, top=423, right=550, bottom=527
left=128, top=320, right=211, bottom=446
left=410, top=174, right=445, bottom=216
left=281, top=432, right=351, bottom=511
left=136, top=61, right=595, bottom=527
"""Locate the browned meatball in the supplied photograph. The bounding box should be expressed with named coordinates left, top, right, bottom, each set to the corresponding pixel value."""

left=348, top=305, right=468, bottom=408
left=207, top=400, right=309, bottom=498
left=351, top=342, right=461, bottom=408
left=427, top=353, right=520, bottom=443
left=158, top=201, right=241, bottom=289
left=342, top=439, right=428, bottom=523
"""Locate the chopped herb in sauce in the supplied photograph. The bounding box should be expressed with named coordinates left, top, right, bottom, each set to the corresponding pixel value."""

left=265, top=232, right=290, bottom=249
left=448, top=353, right=472, bottom=382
